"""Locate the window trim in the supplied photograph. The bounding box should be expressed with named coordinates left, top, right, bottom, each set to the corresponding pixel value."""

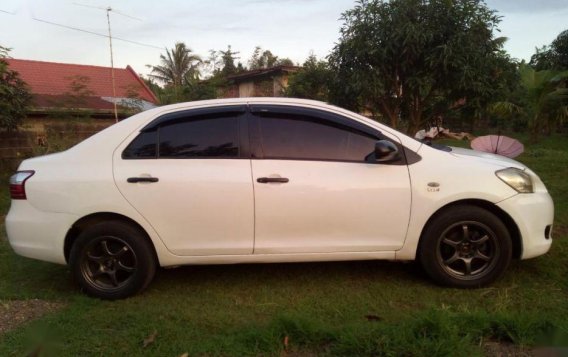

left=141, top=105, right=247, bottom=132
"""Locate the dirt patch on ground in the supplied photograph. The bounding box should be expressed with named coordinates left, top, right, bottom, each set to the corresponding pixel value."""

left=0, top=299, right=64, bottom=335
left=483, top=341, right=534, bottom=356
left=483, top=341, right=568, bottom=357
left=553, top=224, right=568, bottom=239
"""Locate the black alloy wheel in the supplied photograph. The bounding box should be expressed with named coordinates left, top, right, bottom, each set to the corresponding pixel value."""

left=419, top=205, right=512, bottom=288
left=436, top=221, right=499, bottom=280
left=70, top=221, right=156, bottom=299
left=80, top=236, right=138, bottom=291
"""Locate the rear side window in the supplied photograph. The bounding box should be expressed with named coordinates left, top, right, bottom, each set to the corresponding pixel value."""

left=159, top=117, right=239, bottom=158
left=122, top=130, right=157, bottom=159
left=122, top=114, right=240, bottom=159
left=258, top=114, right=378, bottom=162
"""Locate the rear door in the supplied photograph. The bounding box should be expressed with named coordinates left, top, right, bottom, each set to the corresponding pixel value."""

left=113, top=105, right=254, bottom=256
left=249, top=105, right=412, bottom=254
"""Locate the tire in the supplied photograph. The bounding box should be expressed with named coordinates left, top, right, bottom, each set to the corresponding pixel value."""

left=419, top=205, right=512, bottom=288
left=69, top=221, right=157, bottom=300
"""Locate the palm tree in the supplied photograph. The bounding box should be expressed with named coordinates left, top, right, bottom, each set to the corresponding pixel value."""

left=490, top=64, right=568, bottom=141
left=519, top=64, right=568, bottom=141
left=150, top=42, right=202, bottom=87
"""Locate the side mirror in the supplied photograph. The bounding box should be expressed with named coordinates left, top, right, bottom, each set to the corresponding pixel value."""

left=373, top=140, right=400, bottom=163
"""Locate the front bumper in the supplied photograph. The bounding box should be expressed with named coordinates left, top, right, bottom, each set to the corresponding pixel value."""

left=5, top=201, right=78, bottom=265
left=496, top=191, right=554, bottom=259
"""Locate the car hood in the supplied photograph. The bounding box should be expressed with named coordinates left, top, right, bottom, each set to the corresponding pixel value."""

left=449, top=147, right=526, bottom=170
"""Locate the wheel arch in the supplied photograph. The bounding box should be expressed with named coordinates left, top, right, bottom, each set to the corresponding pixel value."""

left=418, top=199, right=522, bottom=259
left=64, top=212, right=159, bottom=264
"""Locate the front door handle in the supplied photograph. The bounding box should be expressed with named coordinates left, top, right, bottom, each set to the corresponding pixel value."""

left=257, top=177, right=289, bottom=184
left=127, top=177, right=159, bottom=183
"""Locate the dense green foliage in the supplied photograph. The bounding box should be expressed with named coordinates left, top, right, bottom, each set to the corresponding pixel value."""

left=0, top=46, right=32, bottom=131
left=284, top=54, right=333, bottom=101
left=490, top=64, right=568, bottom=141
left=328, top=0, right=516, bottom=134
left=530, top=29, right=568, bottom=71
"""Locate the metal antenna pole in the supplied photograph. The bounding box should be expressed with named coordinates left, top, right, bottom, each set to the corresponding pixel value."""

left=106, top=7, right=118, bottom=123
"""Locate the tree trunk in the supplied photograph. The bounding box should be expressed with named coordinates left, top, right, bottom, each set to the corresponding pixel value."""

left=406, top=97, right=423, bottom=136
left=529, top=114, right=540, bottom=143
left=378, top=100, right=398, bottom=129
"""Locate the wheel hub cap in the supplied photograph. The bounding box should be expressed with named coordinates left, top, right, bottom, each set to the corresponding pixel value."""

left=437, top=221, right=499, bottom=280
left=81, top=237, right=137, bottom=290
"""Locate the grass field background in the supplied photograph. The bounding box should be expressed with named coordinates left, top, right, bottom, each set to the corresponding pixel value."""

left=0, top=134, right=567, bottom=356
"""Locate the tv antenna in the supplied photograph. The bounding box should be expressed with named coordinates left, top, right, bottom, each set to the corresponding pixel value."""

left=73, top=3, right=142, bottom=122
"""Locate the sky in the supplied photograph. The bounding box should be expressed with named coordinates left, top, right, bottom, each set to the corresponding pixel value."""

left=1, top=0, right=567, bottom=78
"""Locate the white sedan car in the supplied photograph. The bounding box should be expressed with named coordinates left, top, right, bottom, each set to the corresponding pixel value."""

left=6, top=98, right=553, bottom=299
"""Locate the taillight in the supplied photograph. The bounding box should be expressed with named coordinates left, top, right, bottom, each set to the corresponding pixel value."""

left=9, top=170, right=35, bottom=200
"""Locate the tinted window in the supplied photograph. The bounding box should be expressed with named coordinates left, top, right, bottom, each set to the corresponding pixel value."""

left=122, top=130, right=157, bottom=159
left=159, top=116, right=239, bottom=158
left=258, top=115, right=378, bottom=162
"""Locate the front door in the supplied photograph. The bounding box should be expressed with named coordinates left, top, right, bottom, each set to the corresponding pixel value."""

left=249, top=105, right=412, bottom=254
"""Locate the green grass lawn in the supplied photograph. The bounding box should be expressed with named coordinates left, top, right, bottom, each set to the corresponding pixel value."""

left=1, top=135, right=567, bottom=356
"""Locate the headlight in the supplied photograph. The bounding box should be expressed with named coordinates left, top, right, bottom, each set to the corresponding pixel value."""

left=495, top=167, right=533, bottom=193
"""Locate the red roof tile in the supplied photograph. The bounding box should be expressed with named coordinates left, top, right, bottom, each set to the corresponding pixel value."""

left=6, top=58, right=157, bottom=104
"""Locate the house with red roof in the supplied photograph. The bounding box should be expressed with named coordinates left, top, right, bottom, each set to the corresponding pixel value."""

left=6, top=58, right=158, bottom=119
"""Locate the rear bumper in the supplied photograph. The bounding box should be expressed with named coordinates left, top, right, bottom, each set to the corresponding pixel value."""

left=496, top=191, right=554, bottom=259
left=5, top=201, right=78, bottom=265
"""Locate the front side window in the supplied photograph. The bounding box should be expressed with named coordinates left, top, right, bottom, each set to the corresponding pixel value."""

left=257, top=114, right=378, bottom=162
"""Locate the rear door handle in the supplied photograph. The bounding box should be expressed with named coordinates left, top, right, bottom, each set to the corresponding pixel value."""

left=257, top=177, right=289, bottom=184
left=127, top=177, right=159, bottom=183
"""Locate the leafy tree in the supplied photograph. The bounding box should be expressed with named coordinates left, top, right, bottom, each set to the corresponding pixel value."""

left=0, top=46, right=32, bottom=131
left=219, top=45, right=240, bottom=76
left=185, top=76, right=225, bottom=101
left=149, top=42, right=202, bottom=87
left=277, top=58, right=295, bottom=67
left=202, top=50, right=223, bottom=77
left=455, top=48, right=519, bottom=132
left=248, top=46, right=294, bottom=69
left=530, top=29, right=568, bottom=71
left=328, top=0, right=510, bottom=133
left=530, top=45, right=556, bottom=71
left=142, top=77, right=163, bottom=100
left=285, top=54, right=332, bottom=101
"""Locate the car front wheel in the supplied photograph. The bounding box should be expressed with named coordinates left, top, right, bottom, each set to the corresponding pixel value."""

left=69, top=221, right=156, bottom=299
left=419, top=205, right=512, bottom=288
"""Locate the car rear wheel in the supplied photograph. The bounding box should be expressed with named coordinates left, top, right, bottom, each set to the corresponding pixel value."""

left=419, top=205, right=512, bottom=288
left=69, top=221, right=156, bottom=299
